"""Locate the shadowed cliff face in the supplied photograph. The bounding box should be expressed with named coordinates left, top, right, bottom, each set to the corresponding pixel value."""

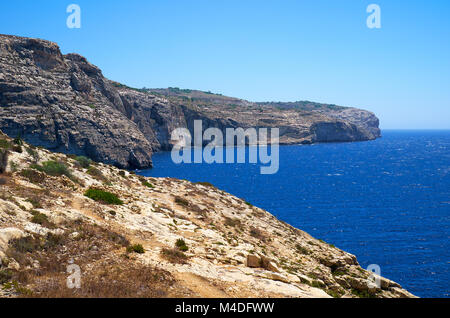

left=0, top=34, right=153, bottom=169
left=0, top=34, right=380, bottom=168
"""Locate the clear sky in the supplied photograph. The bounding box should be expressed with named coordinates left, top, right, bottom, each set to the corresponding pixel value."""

left=1, top=0, right=449, bottom=129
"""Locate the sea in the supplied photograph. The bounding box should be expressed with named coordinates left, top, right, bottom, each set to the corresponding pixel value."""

left=138, top=130, right=450, bottom=298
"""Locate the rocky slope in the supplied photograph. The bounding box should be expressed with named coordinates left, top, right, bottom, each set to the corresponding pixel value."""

left=0, top=132, right=413, bottom=298
left=1, top=34, right=380, bottom=169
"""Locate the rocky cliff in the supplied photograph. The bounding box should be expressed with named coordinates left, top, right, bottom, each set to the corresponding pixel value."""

left=0, top=34, right=380, bottom=169
left=0, top=132, right=413, bottom=298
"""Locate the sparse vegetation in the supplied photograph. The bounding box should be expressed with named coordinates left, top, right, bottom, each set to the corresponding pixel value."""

left=31, top=160, right=75, bottom=181
left=161, top=248, right=188, bottom=264
left=75, top=156, right=92, bottom=168
left=224, top=217, right=241, bottom=228
left=174, top=196, right=189, bottom=207
left=175, top=239, right=188, bottom=252
left=87, top=166, right=108, bottom=183
left=20, top=168, right=46, bottom=184
left=30, top=211, right=54, bottom=228
left=0, top=269, right=13, bottom=284
left=295, top=244, right=311, bottom=255
left=139, top=177, right=154, bottom=188
left=249, top=226, right=265, bottom=241
left=84, top=188, right=124, bottom=205
left=195, top=181, right=215, bottom=188
left=26, top=197, right=42, bottom=209
left=26, top=147, right=40, bottom=163
left=127, top=244, right=145, bottom=254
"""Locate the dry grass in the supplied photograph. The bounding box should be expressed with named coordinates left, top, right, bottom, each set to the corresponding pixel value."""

left=4, top=219, right=135, bottom=297
left=161, top=248, right=188, bottom=264
left=27, top=261, right=174, bottom=298
left=249, top=226, right=266, bottom=242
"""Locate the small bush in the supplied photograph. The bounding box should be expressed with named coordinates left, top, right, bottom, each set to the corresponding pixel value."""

left=9, top=236, right=42, bottom=253
left=175, top=239, right=188, bottom=252
left=142, top=180, right=154, bottom=188
left=118, top=170, right=126, bottom=178
left=295, top=244, right=311, bottom=255
left=0, top=269, right=13, bottom=284
left=161, top=248, right=188, bottom=264
left=224, top=217, right=241, bottom=228
left=20, top=169, right=46, bottom=184
left=26, top=147, right=40, bottom=163
left=84, top=188, right=123, bottom=205
left=249, top=226, right=265, bottom=241
left=44, top=233, right=67, bottom=250
left=31, top=211, right=54, bottom=228
left=13, top=135, right=23, bottom=146
left=75, top=156, right=92, bottom=169
left=174, top=196, right=189, bottom=207
left=26, top=197, right=42, bottom=209
left=87, top=166, right=107, bottom=182
left=32, top=161, right=73, bottom=180
left=127, top=244, right=145, bottom=254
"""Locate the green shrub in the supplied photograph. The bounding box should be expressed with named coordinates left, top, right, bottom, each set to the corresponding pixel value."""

left=13, top=135, right=23, bottom=146
left=26, top=197, right=42, bottom=209
left=175, top=239, right=188, bottom=252
left=0, top=139, right=10, bottom=150
left=32, top=161, right=73, bottom=180
left=127, top=244, right=145, bottom=254
left=20, top=169, right=46, bottom=184
left=31, top=211, right=54, bottom=228
left=75, top=156, right=92, bottom=168
left=84, top=188, right=123, bottom=205
left=141, top=180, right=154, bottom=188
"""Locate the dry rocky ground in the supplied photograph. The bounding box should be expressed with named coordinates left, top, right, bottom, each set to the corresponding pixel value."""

left=0, top=132, right=414, bottom=298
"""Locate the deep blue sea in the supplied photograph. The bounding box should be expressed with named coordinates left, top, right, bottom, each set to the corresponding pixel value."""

left=139, top=130, right=450, bottom=298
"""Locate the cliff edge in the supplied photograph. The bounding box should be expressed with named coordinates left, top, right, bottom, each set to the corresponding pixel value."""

left=0, top=34, right=380, bottom=168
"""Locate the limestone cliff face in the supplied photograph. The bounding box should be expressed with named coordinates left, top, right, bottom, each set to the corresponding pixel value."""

left=0, top=34, right=381, bottom=168
left=0, top=35, right=153, bottom=169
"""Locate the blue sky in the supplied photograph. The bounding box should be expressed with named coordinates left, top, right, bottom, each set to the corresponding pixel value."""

left=1, top=0, right=449, bottom=129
